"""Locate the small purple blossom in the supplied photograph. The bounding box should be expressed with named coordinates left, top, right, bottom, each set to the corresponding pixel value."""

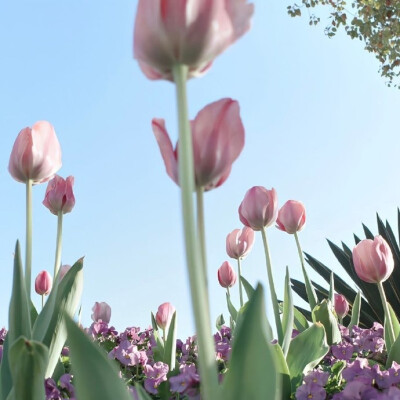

left=296, top=382, right=326, bottom=400
left=143, top=361, right=169, bottom=394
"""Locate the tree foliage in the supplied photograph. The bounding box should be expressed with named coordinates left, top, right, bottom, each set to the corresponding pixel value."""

left=287, top=0, right=400, bottom=87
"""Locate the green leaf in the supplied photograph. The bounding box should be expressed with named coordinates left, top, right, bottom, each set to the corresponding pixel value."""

left=387, top=321, right=400, bottom=367
left=286, top=323, right=329, bottom=391
left=163, top=312, right=177, bottom=371
left=0, top=334, right=12, bottom=400
left=389, top=303, right=400, bottom=339
left=226, top=292, right=238, bottom=322
left=9, top=337, right=48, bottom=400
left=348, top=291, right=361, bottom=331
left=64, top=314, right=132, bottom=400
left=29, top=301, right=38, bottom=328
left=293, top=307, right=309, bottom=332
left=221, top=285, right=280, bottom=400
left=216, top=314, right=225, bottom=331
left=33, top=258, right=83, bottom=377
left=151, top=312, right=158, bottom=332
left=329, top=272, right=334, bottom=305
left=281, top=267, right=294, bottom=357
left=312, top=299, right=341, bottom=345
left=134, top=384, right=153, bottom=400
left=271, top=343, right=291, bottom=400
left=240, top=276, right=255, bottom=300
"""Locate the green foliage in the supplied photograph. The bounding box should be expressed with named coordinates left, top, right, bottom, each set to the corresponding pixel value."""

left=282, top=267, right=294, bottom=356
left=287, top=0, right=400, bottom=87
left=312, top=300, right=341, bottom=345
left=348, top=291, right=361, bottom=331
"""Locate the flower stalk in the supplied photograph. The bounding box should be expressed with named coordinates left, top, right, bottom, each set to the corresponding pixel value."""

left=54, top=211, right=63, bottom=278
left=237, top=258, right=244, bottom=308
left=25, top=179, right=33, bottom=299
left=377, top=281, right=395, bottom=347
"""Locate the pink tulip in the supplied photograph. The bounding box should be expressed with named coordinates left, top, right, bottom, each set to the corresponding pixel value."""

left=35, top=270, right=52, bottom=296
left=334, top=294, right=349, bottom=319
left=153, top=98, right=245, bottom=191
left=8, top=121, right=62, bottom=184
left=218, top=261, right=237, bottom=288
left=155, top=302, right=176, bottom=331
left=226, top=227, right=255, bottom=260
left=133, top=0, right=254, bottom=81
left=276, top=200, right=306, bottom=234
left=91, top=302, right=111, bottom=323
left=58, top=264, right=71, bottom=281
left=43, top=175, right=75, bottom=215
left=352, top=236, right=394, bottom=284
left=238, top=186, right=278, bottom=231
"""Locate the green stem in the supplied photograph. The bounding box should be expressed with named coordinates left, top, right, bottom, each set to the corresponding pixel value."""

left=261, top=228, right=283, bottom=344
left=377, top=281, right=395, bottom=346
left=54, top=212, right=63, bottom=279
left=172, top=63, right=218, bottom=400
left=25, top=179, right=33, bottom=299
left=196, top=185, right=208, bottom=287
left=41, top=294, right=44, bottom=310
left=294, top=231, right=318, bottom=311
left=237, top=258, right=244, bottom=308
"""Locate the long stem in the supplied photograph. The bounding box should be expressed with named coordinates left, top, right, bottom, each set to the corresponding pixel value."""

left=261, top=228, right=283, bottom=344
left=25, top=179, right=33, bottom=299
left=377, top=281, right=395, bottom=347
left=172, top=63, right=218, bottom=399
left=41, top=294, right=44, bottom=310
left=237, top=258, right=244, bottom=308
left=196, top=185, right=208, bottom=287
left=294, top=231, right=318, bottom=311
left=53, top=212, right=63, bottom=278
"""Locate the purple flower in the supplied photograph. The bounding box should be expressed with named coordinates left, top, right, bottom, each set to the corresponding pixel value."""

left=372, top=364, right=392, bottom=389
left=331, top=343, right=355, bottom=361
left=109, top=340, right=148, bottom=366
left=295, top=382, right=326, bottom=400
left=120, top=327, right=141, bottom=343
left=143, top=362, right=169, bottom=394
left=0, top=328, right=7, bottom=344
left=342, top=358, right=373, bottom=385
left=59, top=374, right=75, bottom=396
left=45, top=378, right=62, bottom=400
left=170, top=364, right=200, bottom=395
left=303, top=370, right=330, bottom=386
left=387, top=361, right=400, bottom=386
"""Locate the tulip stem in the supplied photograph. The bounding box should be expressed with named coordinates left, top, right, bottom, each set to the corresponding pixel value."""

left=294, top=232, right=318, bottom=311
left=237, top=258, right=244, bottom=308
left=172, top=63, right=218, bottom=400
left=53, top=211, right=63, bottom=279
left=377, top=281, right=396, bottom=348
left=261, top=228, right=283, bottom=344
left=25, top=179, right=33, bottom=299
left=196, top=185, right=208, bottom=287
left=41, top=294, right=44, bottom=310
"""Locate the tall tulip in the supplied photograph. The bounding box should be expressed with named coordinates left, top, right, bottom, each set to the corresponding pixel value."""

left=35, top=270, right=53, bottom=308
left=217, top=261, right=237, bottom=289
left=155, top=302, right=176, bottom=339
left=133, top=0, right=254, bottom=81
left=91, top=302, right=112, bottom=324
left=334, top=294, right=349, bottom=323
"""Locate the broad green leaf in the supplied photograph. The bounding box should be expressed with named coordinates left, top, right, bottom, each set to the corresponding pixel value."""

left=163, top=312, right=177, bottom=371
left=281, top=267, right=294, bottom=357
left=8, top=241, right=31, bottom=344
left=222, top=285, right=280, bottom=400
left=9, top=337, right=48, bottom=400
left=389, top=303, right=400, bottom=339
left=271, top=343, right=291, bottom=400
left=286, top=322, right=329, bottom=391
left=312, top=299, right=341, bottom=345
left=348, top=291, right=361, bottom=331
left=0, top=334, right=12, bottom=400
left=385, top=308, right=396, bottom=353
left=226, top=292, right=238, bottom=322
left=64, top=314, right=132, bottom=400
left=134, top=383, right=153, bottom=400
left=240, top=276, right=255, bottom=300
left=216, top=314, right=225, bottom=331
left=29, top=300, right=38, bottom=328
left=33, top=258, right=83, bottom=377
left=293, top=307, right=309, bottom=332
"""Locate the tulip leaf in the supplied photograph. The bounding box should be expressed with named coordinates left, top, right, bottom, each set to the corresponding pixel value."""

left=163, top=311, right=177, bottom=371
left=0, top=334, right=12, bottom=400
left=216, top=314, right=225, bottom=331
left=64, top=314, right=132, bottom=400
left=286, top=322, right=329, bottom=391
left=329, top=272, right=334, bottom=305
left=240, top=276, right=255, bottom=300
left=312, top=299, right=341, bottom=345
left=293, top=307, right=309, bottom=332
left=271, top=343, right=291, bottom=400
left=226, top=292, right=238, bottom=322
left=33, top=258, right=83, bottom=377
left=389, top=302, right=400, bottom=339
left=9, top=336, right=48, bottom=400
left=134, top=383, right=153, bottom=400
left=282, top=267, right=294, bottom=357
left=221, top=285, right=281, bottom=400
left=151, top=312, right=158, bottom=332
left=348, top=291, right=361, bottom=331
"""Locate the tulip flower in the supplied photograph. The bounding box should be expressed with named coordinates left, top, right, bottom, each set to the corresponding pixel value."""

left=133, top=0, right=254, bottom=81
left=91, top=302, right=111, bottom=324
left=153, top=98, right=245, bottom=191
left=276, top=200, right=306, bottom=234
left=218, top=261, right=237, bottom=289
left=8, top=121, right=62, bottom=184
left=35, top=270, right=52, bottom=296
left=155, top=302, right=176, bottom=333
left=334, top=294, right=349, bottom=322
left=58, top=264, right=71, bottom=281
left=43, top=175, right=75, bottom=215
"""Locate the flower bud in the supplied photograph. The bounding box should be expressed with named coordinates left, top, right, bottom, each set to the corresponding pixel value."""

left=276, top=200, right=306, bottom=234
left=155, top=302, right=175, bottom=332
left=8, top=121, right=62, bottom=184
left=35, top=270, right=52, bottom=295
left=217, top=261, right=237, bottom=288
left=226, top=227, right=255, bottom=260
left=352, top=236, right=394, bottom=284
left=43, top=175, right=75, bottom=215
left=91, top=302, right=111, bottom=323
left=334, top=294, right=349, bottom=319
left=238, top=186, right=278, bottom=231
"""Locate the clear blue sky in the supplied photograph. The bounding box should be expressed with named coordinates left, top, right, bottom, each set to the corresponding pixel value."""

left=1, top=0, right=399, bottom=339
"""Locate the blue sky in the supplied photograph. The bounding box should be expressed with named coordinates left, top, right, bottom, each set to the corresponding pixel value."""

left=1, top=0, right=399, bottom=339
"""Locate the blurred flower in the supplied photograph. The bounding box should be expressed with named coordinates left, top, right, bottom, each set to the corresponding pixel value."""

left=276, top=200, right=306, bottom=234
left=133, top=0, right=254, bottom=81
left=226, top=227, right=255, bottom=260
left=91, top=301, right=111, bottom=323
left=153, top=98, right=244, bottom=191
left=238, top=186, right=278, bottom=231
left=352, top=236, right=394, bottom=283
left=8, top=121, right=62, bottom=184
left=217, top=261, right=237, bottom=288
left=334, top=293, right=349, bottom=319
left=156, top=302, right=176, bottom=331
left=35, top=270, right=52, bottom=295
left=43, top=175, right=75, bottom=215
left=144, top=362, right=169, bottom=394
left=58, top=264, right=71, bottom=281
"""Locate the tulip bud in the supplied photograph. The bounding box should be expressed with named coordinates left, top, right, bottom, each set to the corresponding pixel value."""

left=352, top=236, right=394, bottom=284
left=8, top=121, right=62, bottom=184
left=91, top=302, right=111, bottom=323
left=155, top=302, right=176, bottom=332
left=43, top=175, right=75, bottom=215
left=218, top=261, right=237, bottom=288
left=276, top=200, right=306, bottom=234
left=58, top=264, right=72, bottom=281
left=334, top=294, right=349, bottom=319
left=35, top=270, right=52, bottom=295
left=226, top=227, right=255, bottom=260
left=238, top=186, right=278, bottom=231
